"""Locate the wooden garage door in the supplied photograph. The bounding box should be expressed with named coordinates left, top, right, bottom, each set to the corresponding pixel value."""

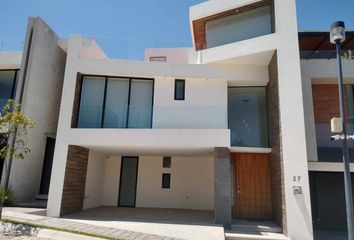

left=231, top=153, right=272, bottom=219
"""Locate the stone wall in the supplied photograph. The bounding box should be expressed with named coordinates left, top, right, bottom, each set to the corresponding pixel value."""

left=60, top=145, right=89, bottom=216
left=266, top=52, right=286, bottom=232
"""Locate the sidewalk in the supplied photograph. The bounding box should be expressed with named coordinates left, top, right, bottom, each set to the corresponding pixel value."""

left=2, top=208, right=183, bottom=240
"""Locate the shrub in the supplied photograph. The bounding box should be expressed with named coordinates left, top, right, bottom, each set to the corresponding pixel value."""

left=0, top=188, right=13, bottom=206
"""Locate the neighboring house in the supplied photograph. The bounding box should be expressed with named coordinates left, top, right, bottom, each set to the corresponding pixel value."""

left=1, top=0, right=353, bottom=240
left=299, top=31, right=354, bottom=232
left=0, top=18, right=66, bottom=204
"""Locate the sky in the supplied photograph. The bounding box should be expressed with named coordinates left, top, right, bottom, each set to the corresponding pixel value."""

left=1, top=0, right=354, bottom=59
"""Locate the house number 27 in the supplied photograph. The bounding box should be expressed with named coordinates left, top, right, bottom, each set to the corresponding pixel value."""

left=293, top=176, right=301, bottom=182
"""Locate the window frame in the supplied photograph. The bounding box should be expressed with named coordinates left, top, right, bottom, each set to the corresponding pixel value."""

left=162, top=173, right=171, bottom=189
left=149, top=56, right=167, bottom=62
left=174, top=79, right=185, bottom=101
left=163, top=156, right=171, bottom=168
left=76, top=74, right=155, bottom=128
left=228, top=86, right=269, bottom=148
left=0, top=69, right=19, bottom=100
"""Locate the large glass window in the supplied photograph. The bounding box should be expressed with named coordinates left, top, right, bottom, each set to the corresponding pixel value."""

left=77, top=75, right=154, bottom=128
left=103, top=78, right=129, bottom=128
left=0, top=70, right=18, bottom=111
left=228, top=87, right=268, bottom=147
left=206, top=6, right=272, bottom=49
left=77, top=76, right=105, bottom=128
left=128, top=79, right=153, bottom=128
left=314, top=84, right=354, bottom=162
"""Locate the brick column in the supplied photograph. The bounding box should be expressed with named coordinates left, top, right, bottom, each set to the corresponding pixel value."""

left=267, top=52, right=287, bottom=232
left=214, top=147, right=232, bottom=228
left=60, top=145, right=89, bottom=216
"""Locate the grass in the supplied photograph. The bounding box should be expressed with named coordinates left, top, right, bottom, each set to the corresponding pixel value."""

left=2, top=218, right=120, bottom=240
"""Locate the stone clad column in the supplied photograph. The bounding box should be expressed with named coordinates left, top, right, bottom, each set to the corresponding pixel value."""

left=214, top=147, right=232, bottom=228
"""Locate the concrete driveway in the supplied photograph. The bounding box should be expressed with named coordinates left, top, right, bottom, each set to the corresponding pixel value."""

left=64, top=207, right=225, bottom=240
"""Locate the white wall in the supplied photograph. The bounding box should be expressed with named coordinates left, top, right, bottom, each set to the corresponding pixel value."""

left=83, top=154, right=213, bottom=211
left=136, top=156, right=214, bottom=210
left=144, top=48, right=192, bottom=64
left=84, top=152, right=121, bottom=209
left=83, top=150, right=106, bottom=209
left=153, top=77, right=227, bottom=129
left=102, top=156, right=121, bottom=206
left=274, top=1, right=313, bottom=239
left=0, top=52, right=22, bottom=69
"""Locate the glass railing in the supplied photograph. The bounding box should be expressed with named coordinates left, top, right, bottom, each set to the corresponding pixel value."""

left=300, top=50, right=354, bottom=60
left=316, top=123, right=354, bottom=162
left=79, top=36, right=193, bottom=62
left=0, top=41, right=23, bottom=52
left=75, top=105, right=228, bottom=129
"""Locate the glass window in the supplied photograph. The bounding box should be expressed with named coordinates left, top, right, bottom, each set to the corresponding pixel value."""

left=77, top=76, right=154, bottom=129
left=162, top=173, right=171, bottom=189
left=163, top=156, right=171, bottom=168
left=103, top=78, right=129, bottom=128
left=314, top=84, right=354, bottom=162
left=174, top=79, right=185, bottom=100
left=228, top=87, right=268, bottom=147
left=128, top=79, right=153, bottom=128
left=206, top=6, right=272, bottom=48
left=0, top=70, right=18, bottom=111
left=77, top=76, right=105, bottom=128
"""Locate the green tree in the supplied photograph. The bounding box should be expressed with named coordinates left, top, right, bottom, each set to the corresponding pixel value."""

left=0, top=100, right=35, bottom=219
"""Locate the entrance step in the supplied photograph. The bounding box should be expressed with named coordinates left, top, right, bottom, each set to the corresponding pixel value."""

left=14, top=200, right=47, bottom=208
left=35, top=194, right=48, bottom=200
left=225, top=231, right=290, bottom=240
left=231, top=219, right=282, bottom=233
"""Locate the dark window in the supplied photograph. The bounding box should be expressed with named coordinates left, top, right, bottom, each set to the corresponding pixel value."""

left=163, top=156, right=171, bottom=168
left=0, top=70, right=19, bottom=111
left=162, top=173, right=171, bottom=189
left=77, top=75, right=154, bottom=128
left=174, top=79, right=185, bottom=100
left=149, top=56, right=167, bottom=62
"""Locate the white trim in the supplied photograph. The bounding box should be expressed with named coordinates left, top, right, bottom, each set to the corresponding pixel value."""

left=229, top=146, right=271, bottom=153
left=308, top=161, right=354, bottom=172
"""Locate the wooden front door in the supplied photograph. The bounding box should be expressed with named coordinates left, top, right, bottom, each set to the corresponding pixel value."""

left=231, top=153, right=272, bottom=219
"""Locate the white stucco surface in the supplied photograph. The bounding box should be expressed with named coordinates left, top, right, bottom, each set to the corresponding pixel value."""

left=136, top=156, right=214, bottom=210
left=0, top=52, right=22, bottom=68
left=83, top=154, right=214, bottom=211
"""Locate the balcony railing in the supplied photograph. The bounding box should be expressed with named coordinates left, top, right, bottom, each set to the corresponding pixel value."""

left=75, top=105, right=228, bottom=129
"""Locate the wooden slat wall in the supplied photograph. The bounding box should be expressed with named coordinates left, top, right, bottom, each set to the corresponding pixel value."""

left=312, top=84, right=349, bottom=124
left=231, top=153, right=272, bottom=219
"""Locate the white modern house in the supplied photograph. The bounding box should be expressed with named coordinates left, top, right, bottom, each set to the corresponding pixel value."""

left=1, top=0, right=353, bottom=239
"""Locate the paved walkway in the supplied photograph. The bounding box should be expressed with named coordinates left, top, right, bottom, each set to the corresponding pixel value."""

left=2, top=208, right=183, bottom=240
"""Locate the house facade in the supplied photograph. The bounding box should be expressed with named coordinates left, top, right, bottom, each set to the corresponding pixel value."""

left=1, top=0, right=353, bottom=239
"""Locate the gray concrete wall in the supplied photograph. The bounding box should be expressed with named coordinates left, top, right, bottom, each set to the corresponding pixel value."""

left=214, top=147, right=232, bottom=228
left=7, top=17, right=66, bottom=202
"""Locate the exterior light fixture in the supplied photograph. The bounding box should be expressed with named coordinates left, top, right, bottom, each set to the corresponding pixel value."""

left=330, top=20, right=354, bottom=240
left=330, top=21, right=346, bottom=44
